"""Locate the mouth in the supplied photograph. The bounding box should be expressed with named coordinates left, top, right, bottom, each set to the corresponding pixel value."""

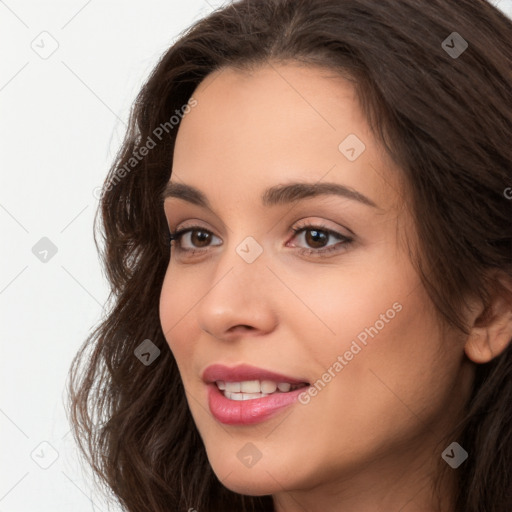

left=202, top=364, right=311, bottom=425
left=215, top=379, right=309, bottom=400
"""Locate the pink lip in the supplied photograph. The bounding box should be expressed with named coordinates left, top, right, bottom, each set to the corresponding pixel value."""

left=202, top=364, right=310, bottom=426
left=206, top=383, right=308, bottom=425
left=202, top=363, right=308, bottom=385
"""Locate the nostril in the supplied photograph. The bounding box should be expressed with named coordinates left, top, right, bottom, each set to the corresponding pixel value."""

left=229, top=324, right=255, bottom=332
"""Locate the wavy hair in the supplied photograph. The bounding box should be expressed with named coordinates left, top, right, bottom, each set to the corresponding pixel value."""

left=67, top=0, right=512, bottom=510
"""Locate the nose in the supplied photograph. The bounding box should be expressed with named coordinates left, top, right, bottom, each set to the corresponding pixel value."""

left=196, top=241, right=279, bottom=342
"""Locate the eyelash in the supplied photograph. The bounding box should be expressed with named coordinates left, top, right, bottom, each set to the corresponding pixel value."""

left=167, top=222, right=353, bottom=258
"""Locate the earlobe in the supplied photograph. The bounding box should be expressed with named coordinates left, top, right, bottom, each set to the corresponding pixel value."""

left=465, top=329, right=494, bottom=363
left=464, top=276, right=512, bottom=364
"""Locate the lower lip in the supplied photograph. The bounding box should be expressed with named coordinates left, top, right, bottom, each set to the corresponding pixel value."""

left=207, top=383, right=307, bottom=425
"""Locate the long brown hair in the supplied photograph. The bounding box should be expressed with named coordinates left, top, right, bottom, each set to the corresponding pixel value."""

left=67, top=1, right=512, bottom=510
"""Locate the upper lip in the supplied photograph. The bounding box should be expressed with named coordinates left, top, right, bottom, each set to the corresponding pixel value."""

left=202, top=364, right=309, bottom=385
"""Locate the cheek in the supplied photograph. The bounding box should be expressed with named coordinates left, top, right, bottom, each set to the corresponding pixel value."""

left=289, top=256, right=453, bottom=435
left=159, top=268, right=199, bottom=369
left=271, top=293, right=452, bottom=489
left=313, top=283, right=453, bottom=444
left=274, top=249, right=412, bottom=362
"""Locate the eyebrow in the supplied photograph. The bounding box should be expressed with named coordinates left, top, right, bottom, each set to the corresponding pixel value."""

left=160, top=180, right=379, bottom=210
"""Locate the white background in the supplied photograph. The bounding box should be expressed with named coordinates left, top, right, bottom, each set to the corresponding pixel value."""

left=1, top=1, right=511, bottom=510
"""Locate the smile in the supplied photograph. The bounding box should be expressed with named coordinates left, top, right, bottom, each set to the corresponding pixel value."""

left=202, top=364, right=310, bottom=425
left=216, top=380, right=308, bottom=400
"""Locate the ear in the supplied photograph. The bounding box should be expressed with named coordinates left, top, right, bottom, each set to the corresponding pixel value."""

left=465, top=271, right=512, bottom=364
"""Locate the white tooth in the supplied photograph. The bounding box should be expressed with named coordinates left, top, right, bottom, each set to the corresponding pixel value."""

left=261, top=380, right=277, bottom=393
left=240, top=380, right=260, bottom=393
left=242, top=392, right=265, bottom=400
left=224, top=391, right=270, bottom=401
left=217, top=380, right=226, bottom=390
left=277, top=382, right=291, bottom=392
left=225, top=382, right=241, bottom=392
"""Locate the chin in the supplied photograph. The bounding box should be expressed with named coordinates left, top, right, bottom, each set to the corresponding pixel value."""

left=216, top=472, right=281, bottom=496
left=207, top=455, right=291, bottom=496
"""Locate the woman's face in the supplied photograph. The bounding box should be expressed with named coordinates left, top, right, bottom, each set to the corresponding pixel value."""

left=159, top=63, right=474, bottom=504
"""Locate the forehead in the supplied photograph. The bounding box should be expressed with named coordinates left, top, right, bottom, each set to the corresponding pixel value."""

left=177, top=63, right=361, bottom=155
left=171, top=62, right=401, bottom=213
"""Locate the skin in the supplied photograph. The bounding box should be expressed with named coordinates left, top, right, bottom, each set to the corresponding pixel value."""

left=158, top=62, right=479, bottom=511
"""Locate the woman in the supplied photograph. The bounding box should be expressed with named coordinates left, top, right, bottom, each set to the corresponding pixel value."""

left=67, top=0, right=512, bottom=510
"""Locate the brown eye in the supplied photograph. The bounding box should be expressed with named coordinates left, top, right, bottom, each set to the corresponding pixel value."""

left=288, top=224, right=353, bottom=257
left=304, top=229, right=328, bottom=248
left=170, top=227, right=222, bottom=252
left=190, top=230, right=211, bottom=247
